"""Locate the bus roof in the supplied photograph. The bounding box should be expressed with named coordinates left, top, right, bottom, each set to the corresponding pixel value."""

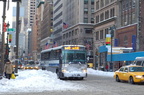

left=135, top=57, right=144, bottom=61
left=41, top=45, right=85, bottom=53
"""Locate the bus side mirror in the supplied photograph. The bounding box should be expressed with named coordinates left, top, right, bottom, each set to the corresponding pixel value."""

left=59, top=54, right=62, bottom=59
left=87, top=57, right=89, bottom=62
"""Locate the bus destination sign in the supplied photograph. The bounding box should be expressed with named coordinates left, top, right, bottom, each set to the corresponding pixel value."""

left=64, top=46, right=80, bottom=50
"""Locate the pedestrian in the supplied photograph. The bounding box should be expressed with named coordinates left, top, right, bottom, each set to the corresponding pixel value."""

left=105, top=64, right=109, bottom=71
left=3, top=60, right=14, bottom=79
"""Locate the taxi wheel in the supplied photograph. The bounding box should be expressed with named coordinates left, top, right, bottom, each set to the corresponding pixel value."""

left=129, top=77, right=135, bottom=84
left=116, top=75, right=120, bottom=82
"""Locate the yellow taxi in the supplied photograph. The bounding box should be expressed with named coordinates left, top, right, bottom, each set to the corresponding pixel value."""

left=114, top=65, right=144, bottom=84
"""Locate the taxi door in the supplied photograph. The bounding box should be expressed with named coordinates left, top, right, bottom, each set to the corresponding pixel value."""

left=122, top=67, right=130, bottom=81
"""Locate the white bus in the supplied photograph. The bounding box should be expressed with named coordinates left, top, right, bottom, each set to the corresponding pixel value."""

left=40, top=45, right=87, bottom=79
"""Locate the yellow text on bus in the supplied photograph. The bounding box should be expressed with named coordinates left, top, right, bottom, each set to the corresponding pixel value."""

left=64, top=46, right=80, bottom=50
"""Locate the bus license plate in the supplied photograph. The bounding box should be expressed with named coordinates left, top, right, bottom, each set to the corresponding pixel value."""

left=72, top=74, right=80, bottom=77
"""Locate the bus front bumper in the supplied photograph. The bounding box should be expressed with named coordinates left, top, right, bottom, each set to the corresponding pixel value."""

left=63, top=72, right=87, bottom=78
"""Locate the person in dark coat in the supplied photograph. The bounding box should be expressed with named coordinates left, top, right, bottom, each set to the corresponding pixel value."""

left=3, top=60, right=14, bottom=79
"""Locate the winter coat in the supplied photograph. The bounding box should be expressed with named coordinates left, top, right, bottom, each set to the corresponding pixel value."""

left=4, top=63, right=14, bottom=74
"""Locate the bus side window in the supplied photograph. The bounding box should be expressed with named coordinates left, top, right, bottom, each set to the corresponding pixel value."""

left=142, top=61, right=144, bottom=66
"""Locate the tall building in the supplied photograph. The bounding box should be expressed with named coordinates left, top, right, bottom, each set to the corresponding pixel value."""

left=139, top=0, right=144, bottom=51
left=36, top=0, right=45, bottom=59
left=53, top=0, right=94, bottom=52
left=116, top=0, right=138, bottom=51
left=28, top=0, right=36, bottom=28
left=53, top=0, right=63, bottom=45
left=93, top=0, right=118, bottom=69
left=40, top=0, right=53, bottom=50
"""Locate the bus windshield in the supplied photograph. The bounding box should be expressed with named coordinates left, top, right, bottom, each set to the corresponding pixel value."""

left=63, top=50, right=86, bottom=64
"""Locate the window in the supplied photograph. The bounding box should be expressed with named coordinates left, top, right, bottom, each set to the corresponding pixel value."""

left=85, top=29, right=92, bottom=34
left=96, top=15, right=99, bottom=23
left=91, top=0, right=94, bottom=4
left=101, top=0, right=104, bottom=8
left=100, top=13, right=104, bottom=21
left=66, top=33, right=68, bottom=38
left=105, top=0, right=109, bottom=5
left=132, top=0, right=135, bottom=8
left=105, top=10, right=109, bottom=19
left=110, top=8, right=115, bottom=17
left=105, top=28, right=109, bottom=38
left=63, top=34, right=66, bottom=39
left=84, top=8, right=88, bottom=14
left=124, top=35, right=128, bottom=46
left=84, top=18, right=88, bottom=23
left=84, top=0, right=88, bottom=4
left=124, top=68, right=128, bottom=72
left=100, top=30, right=103, bottom=39
left=96, top=31, right=99, bottom=40
left=91, top=8, right=94, bottom=13
left=96, top=1, right=99, bottom=10
left=119, top=67, right=124, bottom=72
left=91, top=18, right=94, bottom=23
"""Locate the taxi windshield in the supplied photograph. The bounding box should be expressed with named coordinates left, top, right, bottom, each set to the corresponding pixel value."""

left=129, top=67, right=144, bottom=72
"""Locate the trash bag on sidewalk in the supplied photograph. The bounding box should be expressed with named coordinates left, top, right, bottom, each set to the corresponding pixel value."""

left=11, top=73, right=16, bottom=79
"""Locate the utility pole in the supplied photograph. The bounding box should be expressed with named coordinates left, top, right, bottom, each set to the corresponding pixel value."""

left=14, top=1, right=20, bottom=74
left=0, top=0, right=7, bottom=75
left=109, top=26, right=115, bottom=71
left=12, top=0, right=21, bottom=74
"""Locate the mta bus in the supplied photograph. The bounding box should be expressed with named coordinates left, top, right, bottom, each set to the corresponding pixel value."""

left=40, top=45, right=87, bottom=80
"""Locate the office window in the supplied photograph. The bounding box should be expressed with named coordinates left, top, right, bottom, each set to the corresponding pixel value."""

left=84, top=0, right=88, bottom=4
left=101, top=0, right=104, bottom=8
left=110, top=8, right=115, bottom=17
left=105, top=28, right=109, bottom=38
left=91, top=18, right=94, bottom=23
left=96, top=31, right=99, bottom=40
left=91, top=0, right=94, bottom=4
left=105, top=0, right=109, bottom=5
left=91, top=8, right=94, bottom=13
left=84, top=18, right=88, bottom=23
left=100, top=30, right=103, bottom=39
left=96, top=15, right=99, bottom=23
left=96, top=1, right=99, bottom=10
left=105, top=10, right=109, bottom=19
left=100, top=13, right=104, bottom=21
left=84, top=8, right=88, bottom=14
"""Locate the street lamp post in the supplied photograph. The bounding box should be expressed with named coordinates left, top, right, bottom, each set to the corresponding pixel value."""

left=109, top=26, right=115, bottom=71
left=12, top=0, right=21, bottom=74
left=15, top=1, right=20, bottom=74
left=0, top=0, right=7, bottom=75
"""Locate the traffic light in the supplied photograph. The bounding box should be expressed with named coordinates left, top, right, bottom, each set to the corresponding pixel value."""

left=9, top=34, right=12, bottom=43
left=3, top=22, right=7, bottom=32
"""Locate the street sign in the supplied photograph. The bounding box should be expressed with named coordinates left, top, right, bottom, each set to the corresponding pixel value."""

left=7, top=28, right=15, bottom=31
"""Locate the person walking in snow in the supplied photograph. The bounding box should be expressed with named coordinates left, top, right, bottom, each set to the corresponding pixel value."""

left=3, top=60, right=14, bottom=79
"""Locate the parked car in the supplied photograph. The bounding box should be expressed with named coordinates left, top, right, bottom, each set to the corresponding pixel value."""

left=114, top=65, right=144, bottom=84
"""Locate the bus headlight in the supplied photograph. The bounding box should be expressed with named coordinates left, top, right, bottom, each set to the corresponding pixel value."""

left=82, top=69, right=87, bottom=73
left=62, top=69, right=67, bottom=73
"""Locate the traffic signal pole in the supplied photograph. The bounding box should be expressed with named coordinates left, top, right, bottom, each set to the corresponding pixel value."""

left=15, top=1, right=20, bottom=74
left=0, top=0, right=7, bottom=75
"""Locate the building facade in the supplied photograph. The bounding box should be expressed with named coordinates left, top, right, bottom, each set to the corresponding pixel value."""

left=93, top=0, right=118, bottom=69
left=28, top=0, right=36, bottom=28
left=139, top=0, right=144, bottom=51
left=53, top=0, right=63, bottom=45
